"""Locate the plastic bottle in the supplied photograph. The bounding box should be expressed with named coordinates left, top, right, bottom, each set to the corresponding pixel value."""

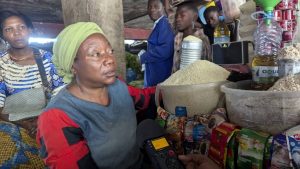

left=251, top=12, right=283, bottom=90
left=213, top=16, right=231, bottom=44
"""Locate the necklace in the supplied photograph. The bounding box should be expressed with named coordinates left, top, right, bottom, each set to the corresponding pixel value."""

left=9, top=54, right=29, bottom=61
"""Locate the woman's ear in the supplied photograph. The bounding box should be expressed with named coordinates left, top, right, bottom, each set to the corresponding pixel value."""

left=71, top=62, right=78, bottom=75
left=71, top=67, right=76, bottom=75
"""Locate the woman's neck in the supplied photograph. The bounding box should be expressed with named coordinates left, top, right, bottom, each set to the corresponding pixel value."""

left=183, top=27, right=195, bottom=38
left=68, top=82, right=110, bottom=106
left=9, top=46, right=32, bottom=59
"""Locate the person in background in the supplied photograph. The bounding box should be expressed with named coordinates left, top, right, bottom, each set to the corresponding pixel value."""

left=179, top=154, right=221, bottom=169
left=172, top=1, right=211, bottom=73
left=37, top=22, right=157, bottom=169
left=163, top=0, right=176, bottom=30
left=138, top=0, right=174, bottom=87
left=203, top=6, right=249, bottom=74
left=0, top=9, right=64, bottom=168
left=203, top=6, right=238, bottom=44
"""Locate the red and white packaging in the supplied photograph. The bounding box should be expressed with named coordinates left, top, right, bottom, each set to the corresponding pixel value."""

left=282, top=10, right=297, bottom=20
left=282, top=31, right=294, bottom=41
left=277, top=0, right=297, bottom=10
left=292, top=10, right=297, bottom=20
left=280, top=20, right=295, bottom=31
left=293, top=0, right=299, bottom=6
left=274, top=10, right=283, bottom=21
left=288, top=0, right=296, bottom=9
left=277, top=0, right=290, bottom=10
left=208, top=122, right=239, bottom=168
left=293, top=20, right=297, bottom=29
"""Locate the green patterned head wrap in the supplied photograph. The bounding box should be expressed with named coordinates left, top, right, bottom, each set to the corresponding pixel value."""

left=53, top=22, right=104, bottom=83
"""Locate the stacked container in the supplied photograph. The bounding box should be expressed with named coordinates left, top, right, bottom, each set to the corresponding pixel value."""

left=180, top=37, right=203, bottom=69
left=257, top=0, right=299, bottom=47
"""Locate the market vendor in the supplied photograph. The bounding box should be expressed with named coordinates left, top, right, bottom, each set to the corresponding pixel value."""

left=36, top=22, right=161, bottom=169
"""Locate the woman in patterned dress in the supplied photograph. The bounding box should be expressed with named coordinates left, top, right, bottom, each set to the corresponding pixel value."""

left=0, top=9, right=64, bottom=168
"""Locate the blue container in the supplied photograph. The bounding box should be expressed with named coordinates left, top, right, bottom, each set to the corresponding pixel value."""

left=193, top=124, right=207, bottom=142
left=126, top=68, right=137, bottom=83
left=175, top=106, right=187, bottom=117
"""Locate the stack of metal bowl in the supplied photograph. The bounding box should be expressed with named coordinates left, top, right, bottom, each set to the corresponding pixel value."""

left=180, top=38, right=203, bottom=69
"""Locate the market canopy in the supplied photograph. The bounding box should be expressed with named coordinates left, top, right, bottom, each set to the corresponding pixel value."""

left=0, top=0, right=153, bottom=40
left=0, top=0, right=153, bottom=29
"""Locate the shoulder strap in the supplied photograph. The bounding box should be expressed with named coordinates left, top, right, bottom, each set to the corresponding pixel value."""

left=32, top=48, right=50, bottom=89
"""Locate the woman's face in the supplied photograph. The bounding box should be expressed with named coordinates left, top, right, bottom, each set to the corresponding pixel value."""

left=73, top=33, right=117, bottom=87
left=206, top=11, right=219, bottom=28
left=176, top=7, right=196, bottom=32
left=148, top=0, right=164, bottom=21
left=2, top=16, right=31, bottom=49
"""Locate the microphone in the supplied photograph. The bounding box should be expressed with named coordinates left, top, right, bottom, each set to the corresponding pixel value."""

left=137, top=119, right=185, bottom=169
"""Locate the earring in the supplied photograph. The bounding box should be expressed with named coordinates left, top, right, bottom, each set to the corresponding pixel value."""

left=5, top=41, right=10, bottom=50
left=192, top=21, right=195, bottom=29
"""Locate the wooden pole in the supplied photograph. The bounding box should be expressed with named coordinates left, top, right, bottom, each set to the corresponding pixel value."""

left=61, top=0, right=126, bottom=78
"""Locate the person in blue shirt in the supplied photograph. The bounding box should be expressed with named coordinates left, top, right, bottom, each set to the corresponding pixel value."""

left=138, top=0, right=174, bottom=87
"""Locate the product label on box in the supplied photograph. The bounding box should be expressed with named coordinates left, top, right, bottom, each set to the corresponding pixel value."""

left=237, top=129, right=270, bottom=169
left=209, top=122, right=238, bottom=168
left=278, top=60, right=300, bottom=77
left=252, top=66, right=279, bottom=84
left=286, top=125, right=300, bottom=168
left=271, top=134, right=291, bottom=169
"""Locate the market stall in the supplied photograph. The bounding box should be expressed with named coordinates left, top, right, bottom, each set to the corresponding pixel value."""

left=154, top=0, right=300, bottom=169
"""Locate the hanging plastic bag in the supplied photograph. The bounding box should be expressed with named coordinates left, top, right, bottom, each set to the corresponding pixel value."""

left=220, top=0, right=241, bottom=22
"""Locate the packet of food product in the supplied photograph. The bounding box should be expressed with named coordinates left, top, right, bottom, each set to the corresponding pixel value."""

left=237, top=128, right=270, bottom=169
left=208, top=122, right=239, bottom=168
left=204, top=108, right=227, bottom=134
left=264, top=137, right=273, bottom=169
left=184, top=117, right=194, bottom=142
left=270, top=134, right=291, bottom=169
left=157, top=106, right=184, bottom=154
left=183, top=115, right=211, bottom=155
left=226, top=130, right=239, bottom=169
left=193, top=139, right=210, bottom=156
left=156, top=106, right=170, bottom=128
left=192, top=123, right=210, bottom=155
left=175, top=106, right=187, bottom=141
left=286, top=125, right=300, bottom=169
left=157, top=106, right=170, bottom=121
left=183, top=117, right=194, bottom=155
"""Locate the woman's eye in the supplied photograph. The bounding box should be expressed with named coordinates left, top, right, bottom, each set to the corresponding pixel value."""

left=20, top=25, right=26, bottom=30
left=93, top=52, right=101, bottom=57
left=4, top=27, right=13, bottom=33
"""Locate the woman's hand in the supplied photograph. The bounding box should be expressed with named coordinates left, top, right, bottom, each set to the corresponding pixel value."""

left=178, top=154, right=221, bottom=169
left=15, top=117, right=38, bottom=138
